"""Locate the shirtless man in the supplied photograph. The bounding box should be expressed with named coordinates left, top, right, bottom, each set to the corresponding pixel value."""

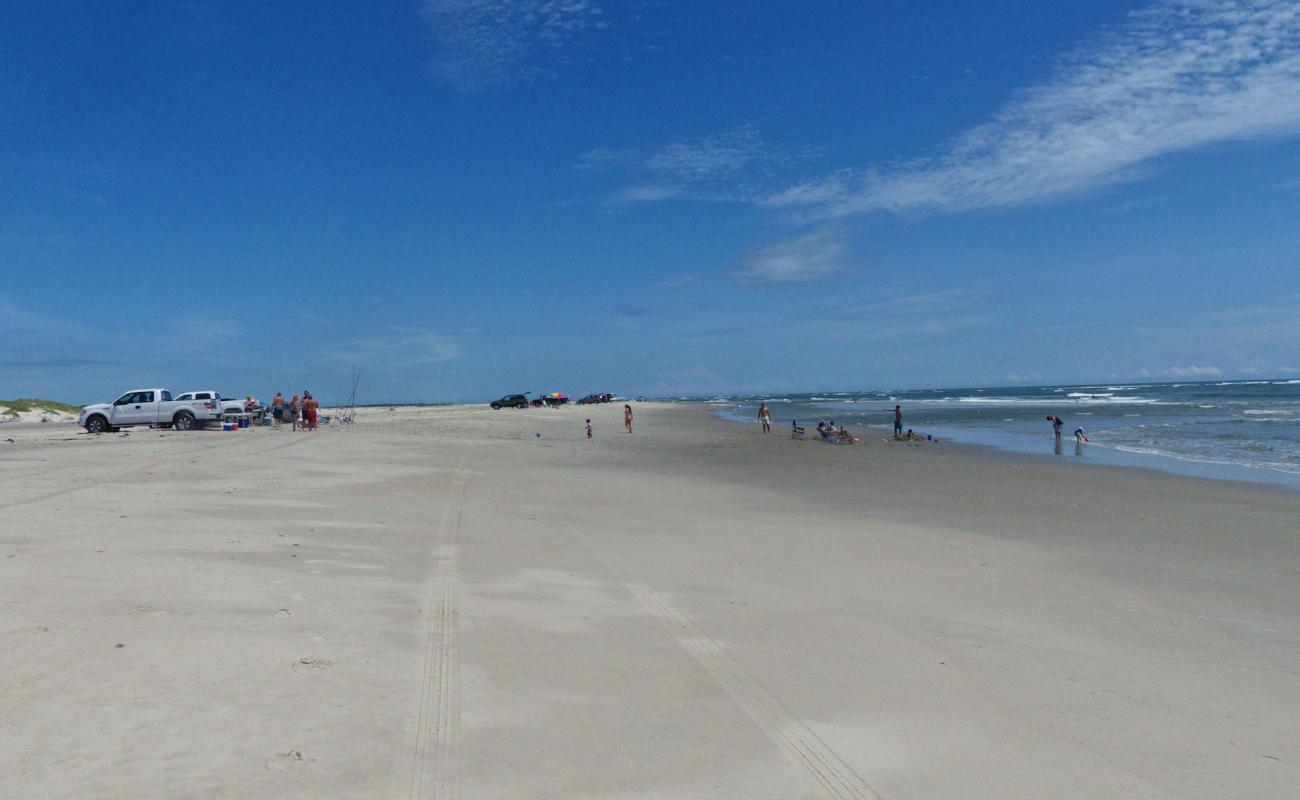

left=758, top=403, right=772, bottom=434
left=893, top=405, right=903, bottom=439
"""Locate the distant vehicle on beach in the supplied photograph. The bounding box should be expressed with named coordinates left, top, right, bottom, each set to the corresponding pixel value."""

left=490, top=394, right=530, bottom=409
left=577, top=393, right=617, bottom=405
left=220, top=396, right=262, bottom=421
left=79, top=388, right=223, bottom=433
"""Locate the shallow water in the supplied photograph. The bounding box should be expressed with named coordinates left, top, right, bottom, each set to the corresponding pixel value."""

left=692, top=380, right=1300, bottom=489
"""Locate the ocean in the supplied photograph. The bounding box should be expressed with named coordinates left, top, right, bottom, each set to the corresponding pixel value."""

left=696, top=380, right=1300, bottom=489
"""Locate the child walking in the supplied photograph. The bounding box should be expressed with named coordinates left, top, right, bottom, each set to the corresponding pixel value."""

left=585, top=419, right=593, bottom=438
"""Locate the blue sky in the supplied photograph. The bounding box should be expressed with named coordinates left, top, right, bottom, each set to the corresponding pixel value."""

left=2, top=1, right=1298, bottom=403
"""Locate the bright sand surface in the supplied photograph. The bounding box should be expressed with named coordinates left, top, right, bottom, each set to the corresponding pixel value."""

left=2, top=403, right=1297, bottom=799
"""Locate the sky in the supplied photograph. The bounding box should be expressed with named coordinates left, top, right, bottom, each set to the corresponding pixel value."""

left=2, top=0, right=1299, bottom=404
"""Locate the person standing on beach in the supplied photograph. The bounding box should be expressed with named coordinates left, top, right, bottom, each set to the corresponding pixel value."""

left=585, top=418, right=593, bottom=438
left=893, top=405, right=903, bottom=440
left=758, top=402, right=772, bottom=434
left=1047, top=415, right=1064, bottom=441
left=303, top=392, right=318, bottom=431
left=624, top=404, right=633, bottom=434
left=271, top=392, right=285, bottom=428
left=289, top=394, right=300, bottom=431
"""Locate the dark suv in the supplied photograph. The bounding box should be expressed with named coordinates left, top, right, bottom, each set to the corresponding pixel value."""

left=490, top=394, right=529, bottom=409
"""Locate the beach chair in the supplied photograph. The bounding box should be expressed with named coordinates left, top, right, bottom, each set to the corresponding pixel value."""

left=819, top=428, right=846, bottom=444
left=791, top=420, right=806, bottom=440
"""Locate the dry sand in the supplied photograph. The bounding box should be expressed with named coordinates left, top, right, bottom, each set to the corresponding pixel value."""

left=2, top=403, right=1296, bottom=799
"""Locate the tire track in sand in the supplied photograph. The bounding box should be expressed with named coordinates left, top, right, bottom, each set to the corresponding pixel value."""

left=410, top=450, right=470, bottom=800
left=527, top=470, right=882, bottom=800
left=0, top=432, right=315, bottom=512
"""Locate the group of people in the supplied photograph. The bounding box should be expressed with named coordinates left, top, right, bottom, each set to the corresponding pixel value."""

left=1046, top=415, right=1088, bottom=443
left=584, top=405, right=635, bottom=438
left=268, top=391, right=320, bottom=431
left=755, top=401, right=1097, bottom=451
left=816, top=419, right=860, bottom=444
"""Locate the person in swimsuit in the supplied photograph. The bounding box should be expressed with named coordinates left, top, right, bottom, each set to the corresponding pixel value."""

left=290, top=394, right=300, bottom=431
left=758, top=402, right=772, bottom=434
left=303, top=392, right=318, bottom=431
left=893, top=405, right=903, bottom=439
left=585, top=419, right=593, bottom=438
left=624, top=404, right=633, bottom=434
left=271, top=393, right=285, bottom=427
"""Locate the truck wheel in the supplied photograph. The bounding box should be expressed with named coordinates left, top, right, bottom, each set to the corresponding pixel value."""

left=173, top=412, right=196, bottom=431
left=85, top=415, right=108, bottom=433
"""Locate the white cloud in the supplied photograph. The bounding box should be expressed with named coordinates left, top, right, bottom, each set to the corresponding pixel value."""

left=581, top=127, right=801, bottom=203
left=731, top=228, right=850, bottom=284
left=0, top=295, right=55, bottom=332
left=338, top=327, right=464, bottom=366
left=765, top=0, right=1300, bottom=217
left=643, top=129, right=766, bottom=182
left=648, top=364, right=728, bottom=396
left=1201, top=293, right=1300, bottom=345
left=422, top=0, right=606, bottom=92
left=613, top=184, right=682, bottom=202
left=1165, top=365, right=1222, bottom=377
left=1006, top=372, right=1045, bottom=384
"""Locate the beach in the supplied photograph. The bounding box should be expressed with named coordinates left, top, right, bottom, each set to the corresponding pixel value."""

left=2, top=403, right=1297, bottom=799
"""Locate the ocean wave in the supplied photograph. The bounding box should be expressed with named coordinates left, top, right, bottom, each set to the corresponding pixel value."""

left=1274, top=379, right=1300, bottom=385
left=1244, top=409, right=1297, bottom=416
left=1102, top=443, right=1300, bottom=475
left=957, top=395, right=1161, bottom=406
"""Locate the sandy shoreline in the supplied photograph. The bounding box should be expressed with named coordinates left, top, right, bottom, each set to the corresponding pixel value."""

left=3, top=402, right=1297, bottom=798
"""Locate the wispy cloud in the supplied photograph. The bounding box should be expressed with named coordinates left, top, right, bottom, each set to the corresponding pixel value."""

left=338, top=326, right=464, bottom=366
left=0, top=296, right=56, bottom=332
left=1164, top=365, right=1223, bottom=377
left=612, top=184, right=682, bottom=202
left=422, top=0, right=607, bottom=92
left=731, top=228, right=851, bottom=284
left=1200, top=292, right=1300, bottom=345
left=580, top=127, right=811, bottom=203
left=647, top=364, right=729, bottom=396
left=658, top=273, right=701, bottom=288
left=765, top=0, right=1300, bottom=217
left=0, top=357, right=104, bottom=368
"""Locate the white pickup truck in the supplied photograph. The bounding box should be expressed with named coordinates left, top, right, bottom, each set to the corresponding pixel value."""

left=79, top=388, right=224, bottom=433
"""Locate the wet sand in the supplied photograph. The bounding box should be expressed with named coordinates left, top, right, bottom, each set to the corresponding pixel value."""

left=2, top=403, right=1297, bottom=799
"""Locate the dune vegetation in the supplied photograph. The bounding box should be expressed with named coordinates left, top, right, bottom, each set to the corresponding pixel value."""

left=0, top=398, right=81, bottom=418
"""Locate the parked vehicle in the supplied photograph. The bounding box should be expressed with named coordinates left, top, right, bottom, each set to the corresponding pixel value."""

left=79, top=388, right=223, bottom=433
left=220, top=396, right=262, bottom=421
left=490, top=394, right=530, bottom=409
left=577, top=393, right=616, bottom=405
